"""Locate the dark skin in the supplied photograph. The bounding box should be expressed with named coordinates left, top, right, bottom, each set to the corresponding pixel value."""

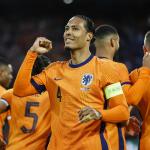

left=126, top=116, right=141, bottom=136
left=78, top=106, right=102, bottom=123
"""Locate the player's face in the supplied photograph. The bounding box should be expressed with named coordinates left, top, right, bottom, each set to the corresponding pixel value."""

left=0, top=65, right=13, bottom=88
left=64, top=17, right=89, bottom=50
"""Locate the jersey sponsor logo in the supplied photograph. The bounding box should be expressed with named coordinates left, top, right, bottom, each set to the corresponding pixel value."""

left=81, top=73, right=93, bottom=87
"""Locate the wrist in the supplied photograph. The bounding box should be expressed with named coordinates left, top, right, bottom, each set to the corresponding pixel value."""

left=27, top=50, right=38, bottom=58
left=30, top=47, right=37, bottom=52
left=93, top=109, right=102, bottom=120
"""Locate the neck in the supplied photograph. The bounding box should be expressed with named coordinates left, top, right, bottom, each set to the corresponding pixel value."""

left=96, top=48, right=114, bottom=60
left=70, top=47, right=91, bottom=64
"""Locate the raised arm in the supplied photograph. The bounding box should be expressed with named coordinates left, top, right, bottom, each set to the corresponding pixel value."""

left=13, top=37, right=52, bottom=96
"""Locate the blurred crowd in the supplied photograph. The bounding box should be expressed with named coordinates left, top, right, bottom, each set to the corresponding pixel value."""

left=0, top=16, right=150, bottom=86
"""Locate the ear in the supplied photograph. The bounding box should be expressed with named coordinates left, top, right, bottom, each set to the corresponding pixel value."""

left=143, top=45, right=148, bottom=54
left=87, top=32, right=93, bottom=42
left=110, top=38, right=115, bottom=48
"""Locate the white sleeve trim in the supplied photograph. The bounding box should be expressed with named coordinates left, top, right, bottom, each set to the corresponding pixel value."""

left=0, top=99, right=9, bottom=106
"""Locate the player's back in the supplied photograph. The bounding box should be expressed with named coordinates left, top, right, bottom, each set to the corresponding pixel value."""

left=2, top=89, right=51, bottom=150
left=100, top=59, right=129, bottom=150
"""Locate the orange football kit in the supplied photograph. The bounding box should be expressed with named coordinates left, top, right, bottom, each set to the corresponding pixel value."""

left=129, top=68, right=150, bottom=150
left=0, top=85, right=8, bottom=145
left=13, top=51, right=129, bottom=150
left=1, top=89, right=51, bottom=150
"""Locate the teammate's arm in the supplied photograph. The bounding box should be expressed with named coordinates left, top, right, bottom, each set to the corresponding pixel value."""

left=13, top=37, right=52, bottom=96
left=99, top=82, right=129, bottom=123
left=122, top=53, right=150, bottom=105
left=79, top=82, right=129, bottom=123
left=127, top=67, right=150, bottom=105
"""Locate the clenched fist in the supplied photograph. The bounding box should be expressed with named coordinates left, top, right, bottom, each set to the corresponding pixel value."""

left=30, top=37, right=52, bottom=54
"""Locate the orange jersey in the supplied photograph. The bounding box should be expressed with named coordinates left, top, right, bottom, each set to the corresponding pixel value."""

left=100, top=59, right=130, bottom=150
left=0, top=85, right=6, bottom=95
left=1, top=89, right=51, bottom=150
left=129, top=68, right=150, bottom=150
left=13, top=51, right=129, bottom=150
left=0, top=85, right=7, bottom=144
left=103, top=60, right=150, bottom=150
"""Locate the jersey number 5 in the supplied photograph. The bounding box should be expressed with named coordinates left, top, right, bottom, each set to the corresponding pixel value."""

left=21, top=102, right=39, bottom=133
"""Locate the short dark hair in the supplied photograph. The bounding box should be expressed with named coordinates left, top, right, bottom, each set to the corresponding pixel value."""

left=74, top=15, right=95, bottom=43
left=145, top=31, right=150, bottom=46
left=32, top=55, right=51, bottom=75
left=95, top=24, right=118, bottom=39
left=74, top=15, right=95, bottom=34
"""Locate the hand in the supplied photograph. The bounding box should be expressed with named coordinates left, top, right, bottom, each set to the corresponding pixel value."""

left=143, top=52, right=150, bottom=68
left=78, top=106, right=102, bottom=123
left=30, top=37, right=52, bottom=54
left=126, top=116, right=141, bottom=136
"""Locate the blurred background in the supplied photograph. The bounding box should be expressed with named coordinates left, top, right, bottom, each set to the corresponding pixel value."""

left=0, top=0, right=149, bottom=149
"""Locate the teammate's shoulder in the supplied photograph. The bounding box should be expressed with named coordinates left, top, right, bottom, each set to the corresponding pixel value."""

left=3, top=89, right=13, bottom=95
left=114, top=61, right=128, bottom=70
left=94, top=56, right=108, bottom=64
left=1, top=88, right=13, bottom=100
left=0, top=85, right=6, bottom=95
left=94, top=56, right=115, bottom=68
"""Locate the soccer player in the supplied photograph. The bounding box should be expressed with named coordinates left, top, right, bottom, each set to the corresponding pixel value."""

left=95, top=25, right=150, bottom=150
left=13, top=15, right=129, bottom=150
left=0, top=55, right=52, bottom=150
left=0, top=58, right=13, bottom=149
left=95, top=24, right=130, bottom=150
left=129, top=31, right=150, bottom=150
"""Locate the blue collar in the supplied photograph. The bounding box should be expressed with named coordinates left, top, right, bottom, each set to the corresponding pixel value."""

left=69, top=54, right=94, bottom=68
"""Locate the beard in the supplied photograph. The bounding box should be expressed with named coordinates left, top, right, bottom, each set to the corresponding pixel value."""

left=64, top=42, right=72, bottom=51
left=64, top=46, right=72, bottom=52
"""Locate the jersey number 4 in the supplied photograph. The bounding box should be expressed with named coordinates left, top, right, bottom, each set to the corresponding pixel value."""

left=21, top=102, right=39, bottom=133
left=57, top=87, right=62, bottom=102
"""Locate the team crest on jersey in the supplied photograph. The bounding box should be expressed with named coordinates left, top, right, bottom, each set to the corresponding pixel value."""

left=81, top=73, right=93, bottom=87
